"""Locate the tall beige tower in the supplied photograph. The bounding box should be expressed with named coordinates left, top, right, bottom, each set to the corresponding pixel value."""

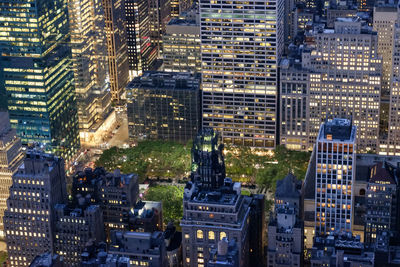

left=0, top=112, right=23, bottom=238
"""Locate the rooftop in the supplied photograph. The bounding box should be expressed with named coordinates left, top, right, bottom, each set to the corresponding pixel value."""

left=127, top=71, right=201, bottom=91
left=318, top=118, right=356, bottom=142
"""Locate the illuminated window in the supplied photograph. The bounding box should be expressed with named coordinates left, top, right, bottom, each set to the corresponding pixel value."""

left=197, top=230, right=203, bottom=239
left=220, top=232, right=227, bottom=240
left=208, top=231, right=215, bottom=240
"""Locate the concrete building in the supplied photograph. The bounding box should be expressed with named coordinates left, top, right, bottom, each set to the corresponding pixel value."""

left=365, top=162, right=399, bottom=248
left=267, top=174, right=303, bottom=267
left=311, top=232, right=374, bottom=267
left=54, top=202, right=105, bottom=266
left=208, top=238, right=239, bottom=267
left=0, top=112, right=23, bottom=238
left=29, top=253, right=64, bottom=267
left=68, top=0, right=113, bottom=145
left=125, top=0, right=157, bottom=78
left=102, top=0, right=129, bottom=102
left=126, top=72, right=201, bottom=143
left=280, top=18, right=382, bottom=153
left=200, top=0, right=284, bottom=148
left=71, top=167, right=139, bottom=238
left=164, top=223, right=182, bottom=267
left=315, top=118, right=356, bottom=236
left=279, top=57, right=311, bottom=151
left=108, top=231, right=167, bottom=266
left=373, top=6, right=397, bottom=99
left=4, top=151, right=67, bottom=266
left=129, top=200, right=163, bottom=232
left=181, top=129, right=252, bottom=266
left=163, top=9, right=201, bottom=73
left=385, top=8, right=400, bottom=156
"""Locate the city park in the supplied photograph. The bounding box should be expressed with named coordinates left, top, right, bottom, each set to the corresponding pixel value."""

left=95, top=140, right=310, bottom=226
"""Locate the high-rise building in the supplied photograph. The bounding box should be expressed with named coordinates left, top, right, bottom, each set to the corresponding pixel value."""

left=102, top=0, right=129, bottom=102
left=310, top=232, right=375, bottom=267
left=71, top=167, right=139, bottom=238
left=373, top=6, right=396, bottom=98
left=0, top=112, right=23, bottom=238
left=279, top=57, right=311, bottom=151
left=126, top=72, right=201, bottom=143
left=68, top=0, right=114, bottom=145
left=54, top=202, right=105, bottom=266
left=267, top=174, right=303, bottom=267
left=315, top=118, right=356, bottom=236
left=108, top=231, right=167, bottom=266
left=386, top=9, right=400, bottom=156
left=81, top=231, right=167, bottom=266
left=170, top=0, right=192, bottom=17
left=181, top=129, right=252, bottom=266
left=280, top=18, right=382, bottom=153
left=125, top=0, right=157, bottom=77
left=200, top=0, right=284, bottom=148
left=365, top=162, right=400, bottom=248
left=0, top=0, right=80, bottom=160
left=149, top=0, right=171, bottom=55
left=4, top=151, right=67, bottom=266
left=163, top=9, right=201, bottom=73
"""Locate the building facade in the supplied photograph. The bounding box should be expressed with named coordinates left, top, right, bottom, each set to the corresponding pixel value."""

left=315, top=118, right=356, bottom=236
left=163, top=9, right=201, bottom=73
left=386, top=9, right=400, bottom=156
left=181, top=129, right=252, bottom=266
left=267, top=174, right=303, bottom=267
left=108, top=231, right=167, bottom=266
left=102, top=0, right=129, bottom=102
left=68, top=0, right=113, bottom=145
left=54, top=203, right=105, bottom=266
left=280, top=18, right=382, bottom=153
left=0, top=0, right=80, bottom=160
left=4, top=151, right=67, bottom=266
left=127, top=72, right=201, bottom=143
left=125, top=0, right=157, bottom=77
left=0, top=112, right=23, bottom=238
left=200, top=0, right=284, bottom=148
left=365, top=162, right=399, bottom=248
left=71, top=168, right=139, bottom=238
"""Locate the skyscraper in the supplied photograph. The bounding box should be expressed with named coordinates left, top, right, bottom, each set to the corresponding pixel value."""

left=280, top=18, right=382, bottom=153
left=149, top=0, right=171, bottom=55
left=0, top=112, right=23, bottom=238
left=103, top=0, right=129, bottom=102
left=54, top=202, right=105, bottom=266
left=181, top=129, right=253, bottom=266
left=68, top=0, right=113, bottom=145
left=125, top=0, right=157, bottom=77
left=365, top=162, right=400, bottom=248
left=163, top=9, right=201, bottom=73
left=386, top=9, right=400, bottom=156
left=315, top=118, right=356, bottom=236
left=0, top=0, right=80, bottom=160
left=126, top=72, right=201, bottom=143
left=200, top=0, right=284, bottom=148
left=4, top=151, right=67, bottom=266
left=268, top=174, right=303, bottom=267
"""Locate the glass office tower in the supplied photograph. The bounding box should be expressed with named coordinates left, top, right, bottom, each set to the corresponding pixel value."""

left=0, top=0, right=80, bottom=160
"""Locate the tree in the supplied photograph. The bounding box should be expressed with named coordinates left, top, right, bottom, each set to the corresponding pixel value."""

left=144, top=185, right=184, bottom=225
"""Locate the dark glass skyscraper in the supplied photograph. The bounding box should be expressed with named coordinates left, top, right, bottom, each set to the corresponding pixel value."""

left=0, top=0, right=80, bottom=160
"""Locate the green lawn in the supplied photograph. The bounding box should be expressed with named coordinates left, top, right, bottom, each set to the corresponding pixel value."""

left=96, top=141, right=310, bottom=188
